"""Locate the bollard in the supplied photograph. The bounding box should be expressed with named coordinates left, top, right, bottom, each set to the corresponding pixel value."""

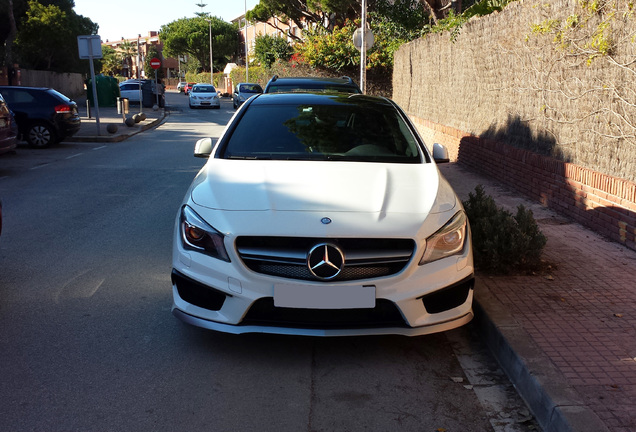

left=86, top=99, right=91, bottom=119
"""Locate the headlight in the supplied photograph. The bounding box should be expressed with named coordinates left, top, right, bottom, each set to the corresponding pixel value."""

left=419, top=211, right=468, bottom=265
left=180, top=205, right=230, bottom=262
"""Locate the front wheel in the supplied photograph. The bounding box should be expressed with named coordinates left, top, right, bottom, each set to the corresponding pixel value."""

left=27, top=122, right=56, bottom=148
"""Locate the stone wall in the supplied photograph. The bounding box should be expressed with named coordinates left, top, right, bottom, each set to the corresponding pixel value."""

left=393, top=0, right=636, bottom=250
left=19, top=69, right=85, bottom=99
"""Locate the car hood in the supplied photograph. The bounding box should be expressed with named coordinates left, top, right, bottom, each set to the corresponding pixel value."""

left=190, top=160, right=457, bottom=216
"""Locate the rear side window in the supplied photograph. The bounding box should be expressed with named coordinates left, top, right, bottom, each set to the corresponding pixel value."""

left=47, top=89, right=71, bottom=103
left=1, top=89, right=35, bottom=104
left=120, top=84, right=138, bottom=91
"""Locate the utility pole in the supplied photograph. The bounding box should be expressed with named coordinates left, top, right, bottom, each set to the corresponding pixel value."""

left=245, top=0, right=249, bottom=82
left=137, top=34, right=143, bottom=113
left=360, top=0, right=367, bottom=94
left=196, top=3, right=213, bottom=84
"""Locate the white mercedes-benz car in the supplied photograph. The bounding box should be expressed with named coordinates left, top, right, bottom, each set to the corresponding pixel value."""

left=172, top=92, right=474, bottom=336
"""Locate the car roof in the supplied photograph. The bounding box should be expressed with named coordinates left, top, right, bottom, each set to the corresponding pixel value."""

left=0, top=86, right=51, bottom=91
left=264, top=76, right=362, bottom=93
left=248, top=92, right=391, bottom=108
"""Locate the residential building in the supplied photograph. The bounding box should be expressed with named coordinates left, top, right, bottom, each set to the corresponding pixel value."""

left=102, top=32, right=179, bottom=80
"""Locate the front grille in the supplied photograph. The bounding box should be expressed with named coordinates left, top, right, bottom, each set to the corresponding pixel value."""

left=241, top=298, right=408, bottom=329
left=236, top=237, right=415, bottom=282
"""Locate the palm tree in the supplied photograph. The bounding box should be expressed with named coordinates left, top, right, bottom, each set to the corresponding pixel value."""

left=118, top=39, right=137, bottom=78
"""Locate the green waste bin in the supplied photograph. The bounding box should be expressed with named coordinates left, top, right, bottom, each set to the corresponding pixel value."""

left=86, top=74, right=119, bottom=107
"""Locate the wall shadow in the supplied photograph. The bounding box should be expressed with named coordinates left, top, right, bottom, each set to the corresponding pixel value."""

left=457, top=115, right=636, bottom=251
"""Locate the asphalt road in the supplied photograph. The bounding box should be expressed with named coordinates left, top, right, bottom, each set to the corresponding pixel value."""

left=0, top=92, right=538, bottom=432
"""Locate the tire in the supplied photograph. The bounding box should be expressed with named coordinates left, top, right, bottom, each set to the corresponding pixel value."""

left=26, top=122, right=56, bottom=148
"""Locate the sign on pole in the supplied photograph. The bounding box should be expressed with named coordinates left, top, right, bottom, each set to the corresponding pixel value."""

left=78, top=35, right=102, bottom=59
left=78, top=35, right=102, bottom=135
left=353, top=28, right=374, bottom=52
left=150, top=58, right=161, bottom=108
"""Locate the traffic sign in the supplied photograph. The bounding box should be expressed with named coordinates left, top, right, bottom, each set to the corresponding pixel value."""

left=150, top=57, right=161, bottom=70
left=353, top=28, right=374, bottom=52
left=77, top=35, right=102, bottom=59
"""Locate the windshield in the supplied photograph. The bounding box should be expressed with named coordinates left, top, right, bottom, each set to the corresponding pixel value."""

left=239, top=84, right=262, bottom=93
left=193, top=85, right=216, bottom=93
left=220, top=101, right=422, bottom=163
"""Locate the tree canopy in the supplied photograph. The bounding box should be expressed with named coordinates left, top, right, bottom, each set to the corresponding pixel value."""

left=246, top=0, right=360, bottom=38
left=160, top=16, right=238, bottom=73
left=1, top=0, right=98, bottom=73
left=253, top=34, right=293, bottom=68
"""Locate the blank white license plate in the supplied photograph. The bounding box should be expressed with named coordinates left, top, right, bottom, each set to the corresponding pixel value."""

left=274, top=284, right=376, bottom=309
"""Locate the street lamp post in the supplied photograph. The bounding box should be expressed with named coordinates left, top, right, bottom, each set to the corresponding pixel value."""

left=360, top=0, right=367, bottom=94
left=245, top=0, right=248, bottom=82
left=196, top=4, right=213, bottom=85
left=205, top=18, right=213, bottom=84
left=137, top=34, right=143, bottom=113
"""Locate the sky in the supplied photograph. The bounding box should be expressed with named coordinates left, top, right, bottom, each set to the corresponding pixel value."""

left=73, top=0, right=260, bottom=43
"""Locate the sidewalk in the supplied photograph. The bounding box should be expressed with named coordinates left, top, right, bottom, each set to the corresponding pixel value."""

left=440, top=163, right=636, bottom=432
left=66, top=96, right=166, bottom=143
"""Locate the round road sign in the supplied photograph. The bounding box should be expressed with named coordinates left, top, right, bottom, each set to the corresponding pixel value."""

left=150, top=57, right=161, bottom=70
left=353, top=28, right=374, bottom=51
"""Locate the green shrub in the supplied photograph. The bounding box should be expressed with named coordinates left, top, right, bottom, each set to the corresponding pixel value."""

left=463, top=185, right=547, bottom=274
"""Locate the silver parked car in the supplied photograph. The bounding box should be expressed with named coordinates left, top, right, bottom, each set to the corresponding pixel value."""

left=188, top=84, right=220, bottom=109
left=232, top=82, right=263, bottom=109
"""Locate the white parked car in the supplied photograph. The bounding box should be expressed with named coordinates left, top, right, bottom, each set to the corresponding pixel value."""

left=188, top=84, right=220, bottom=109
left=118, top=81, right=142, bottom=102
left=177, top=81, right=187, bottom=93
left=172, top=92, right=474, bottom=337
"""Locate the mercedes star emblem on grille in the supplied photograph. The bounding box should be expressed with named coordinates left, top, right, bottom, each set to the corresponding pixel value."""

left=307, top=243, right=345, bottom=280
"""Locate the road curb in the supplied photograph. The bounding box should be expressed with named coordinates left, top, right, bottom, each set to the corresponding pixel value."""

left=473, top=280, right=609, bottom=432
left=66, top=111, right=166, bottom=143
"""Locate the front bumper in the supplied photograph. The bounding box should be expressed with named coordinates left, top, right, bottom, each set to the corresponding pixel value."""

left=190, top=98, right=220, bottom=108
left=172, top=306, right=474, bottom=337
left=172, top=243, right=475, bottom=337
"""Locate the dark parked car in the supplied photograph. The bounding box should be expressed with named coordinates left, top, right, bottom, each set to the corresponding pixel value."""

left=232, top=82, right=263, bottom=109
left=0, top=86, right=81, bottom=148
left=264, top=75, right=362, bottom=94
left=0, top=92, right=18, bottom=155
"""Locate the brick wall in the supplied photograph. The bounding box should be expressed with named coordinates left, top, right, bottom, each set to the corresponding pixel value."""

left=410, top=116, right=636, bottom=251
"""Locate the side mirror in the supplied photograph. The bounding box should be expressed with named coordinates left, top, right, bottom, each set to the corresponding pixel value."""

left=432, top=143, right=450, bottom=164
left=194, top=137, right=215, bottom=158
